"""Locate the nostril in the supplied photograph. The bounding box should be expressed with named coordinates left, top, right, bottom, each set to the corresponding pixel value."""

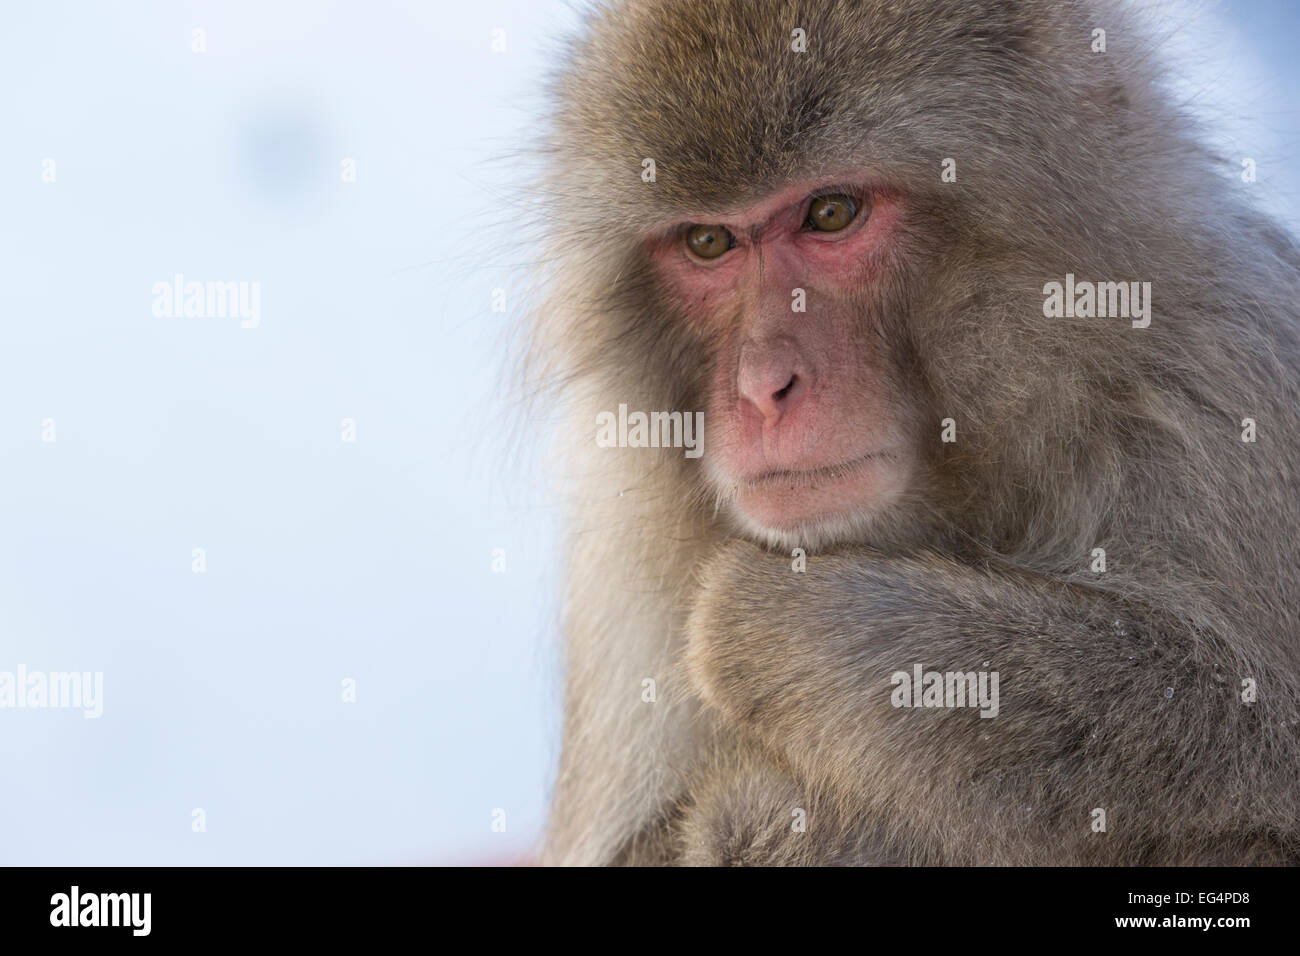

left=735, top=341, right=808, bottom=427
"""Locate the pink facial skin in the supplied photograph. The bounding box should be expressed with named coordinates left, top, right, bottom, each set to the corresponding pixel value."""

left=647, top=179, right=914, bottom=542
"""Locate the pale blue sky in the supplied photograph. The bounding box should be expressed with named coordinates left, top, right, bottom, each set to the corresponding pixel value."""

left=0, top=0, right=1294, bottom=864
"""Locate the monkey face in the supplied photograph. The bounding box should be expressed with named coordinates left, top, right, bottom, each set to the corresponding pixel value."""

left=547, top=0, right=1105, bottom=553
left=647, top=178, right=922, bottom=547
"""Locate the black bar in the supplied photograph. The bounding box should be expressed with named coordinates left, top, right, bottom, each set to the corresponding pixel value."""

left=0, top=866, right=1281, bottom=941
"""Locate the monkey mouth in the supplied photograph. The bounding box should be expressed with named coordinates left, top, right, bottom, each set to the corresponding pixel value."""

left=720, top=450, right=909, bottom=540
left=739, top=452, right=892, bottom=489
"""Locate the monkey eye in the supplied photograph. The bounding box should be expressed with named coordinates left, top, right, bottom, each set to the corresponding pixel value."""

left=806, top=194, right=857, bottom=232
left=685, top=224, right=736, bottom=260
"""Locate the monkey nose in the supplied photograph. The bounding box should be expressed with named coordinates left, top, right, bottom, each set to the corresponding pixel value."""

left=737, top=352, right=807, bottom=428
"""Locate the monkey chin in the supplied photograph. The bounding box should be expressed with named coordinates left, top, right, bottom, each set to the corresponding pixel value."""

left=718, top=453, right=912, bottom=552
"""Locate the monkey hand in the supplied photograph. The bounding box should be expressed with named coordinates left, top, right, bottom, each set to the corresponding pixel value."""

left=683, top=538, right=840, bottom=726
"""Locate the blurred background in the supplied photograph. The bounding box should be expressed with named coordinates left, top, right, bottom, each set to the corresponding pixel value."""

left=0, top=0, right=1296, bottom=865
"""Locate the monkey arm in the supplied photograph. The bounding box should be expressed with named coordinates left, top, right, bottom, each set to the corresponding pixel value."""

left=683, top=540, right=1297, bottom=865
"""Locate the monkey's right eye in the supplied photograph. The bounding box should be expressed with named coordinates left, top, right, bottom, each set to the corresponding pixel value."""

left=685, top=224, right=735, bottom=260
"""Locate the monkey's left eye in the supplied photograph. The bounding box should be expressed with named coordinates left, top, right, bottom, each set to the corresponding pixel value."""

left=685, top=224, right=736, bottom=260
left=806, top=194, right=857, bottom=232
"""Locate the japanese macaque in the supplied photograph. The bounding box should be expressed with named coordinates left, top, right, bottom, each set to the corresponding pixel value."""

left=531, top=0, right=1300, bottom=865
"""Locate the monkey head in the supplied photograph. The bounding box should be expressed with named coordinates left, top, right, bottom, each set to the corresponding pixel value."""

left=542, top=0, right=1164, bottom=554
